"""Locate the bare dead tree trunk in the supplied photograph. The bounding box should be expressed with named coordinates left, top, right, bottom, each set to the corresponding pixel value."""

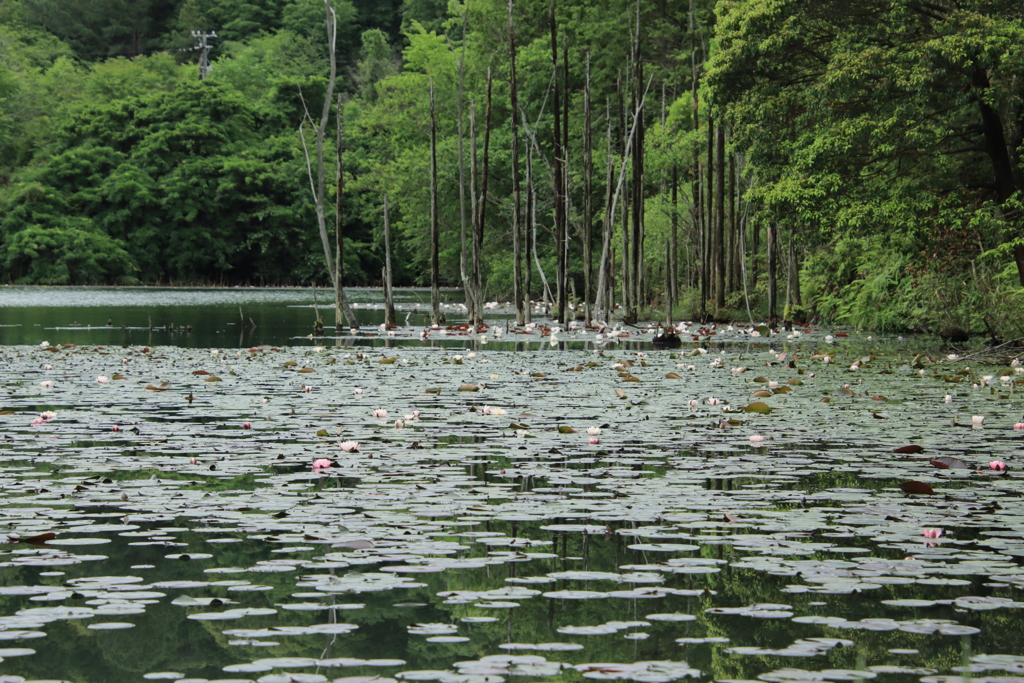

left=713, top=119, right=725, bottom=315
left=383, top=194, right=396, bottom=328
left=582, top=53, right=593, bottom=326
left=299, top=1, right=355, bottom=331
left=430, top=78, right=441, bottom=326
left=335, top=95, right=357, bottom=330
left=474, top=67, right=493, bottom=324
left=509, top=0, right=524, bottom=326
left=550, top=1, right=566, bottom=324
left=525, top=140, right=534, bottom=324
left=767, top=220, right=778, bottom=328
left=453, top=7, right=474, bottom=324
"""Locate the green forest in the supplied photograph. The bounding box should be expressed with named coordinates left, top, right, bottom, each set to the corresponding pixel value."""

left=1, top=0, right=1023, bottom=337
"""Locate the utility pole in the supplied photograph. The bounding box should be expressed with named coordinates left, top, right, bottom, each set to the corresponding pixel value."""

left=192, top=30, right=216, bottom=80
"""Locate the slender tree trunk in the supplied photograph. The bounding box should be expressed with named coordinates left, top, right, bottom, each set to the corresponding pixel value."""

left=728, top=149, right=738, bottom=294
left=618, top=75, right=630, bottom=320
left=383, top=194, right=396, bottom=328
left=713, top=120, right=725, bottom=314
left=474, top=68, right=493, bottom=324
left=767, top=221, right=778, bottom=328
left=469, top=100, right=478, bottom=316
left=454, top=7, right=473, bottom=324
left=509, top=0, right=524, bottom=326
left=429, top=79, right=441, bottom=326
left=594, top=99, right=615, bottom=321
left=525, top=141, right=534, bottom=324
left=669, top=165, right=678, bottom=325
left=690, top=0, right=704, bottom=321
left=583, top=53, right=593, bottom=326
left=631, top=58, right=644, bottom=323
left=550, top=1, right=566, bottom=324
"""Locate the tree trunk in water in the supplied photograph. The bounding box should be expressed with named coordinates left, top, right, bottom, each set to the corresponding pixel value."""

left=509, top=0, right=524, bottom=327
left=550, top=1, right=566, bottom=324
left=713, top=118, right=725, bottom=316
left=767, top=221, right=778, bottom=329
left=582, top=52, right=593, bottom=326
left=454, top=7, right=473, bottom=324
left=525, top=139, right=533, bottom=324
left=335, top=95, right=357, bottom=330
left=669, top=165, right=678, bottom=325
left=618, top=76, right=630, bottom=321
left=382, top=194, right=396, bottom=329
left=429, top=79, right=440, bottom=326
left=474, top=68, right=493, bottom=324
left=690, top=0, right=704, bottom=321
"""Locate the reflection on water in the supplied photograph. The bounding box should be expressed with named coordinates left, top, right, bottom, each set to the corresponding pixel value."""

left=0, top=285, right=474, bottom=348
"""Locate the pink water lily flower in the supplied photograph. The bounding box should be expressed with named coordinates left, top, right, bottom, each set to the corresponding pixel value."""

left=373, top=408, right=388, bottom=418
left=990, top=460, right=1007, bottom=471
left=749, top=434, right=765, bottom=442
left=339, top=440, right=359, bottom=452
left=1013, top=423, right=1024, bottom=430
left=40, top=411, right=56, bottom=421
left=39, top=380, right=54, bottom=389
left=588, top=438, right=600, bottom=444
left=354, top=388, right=363, bottom=395
left=922, top=528, right=942, bottom=539
left=971, top=415, right=985, bottom=427
left=312, top=458, right=333, bottom=470
left=394, top=419, right=404, bottom=428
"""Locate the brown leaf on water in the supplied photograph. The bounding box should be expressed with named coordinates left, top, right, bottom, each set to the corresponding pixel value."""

left=750, top=390, right=773, bottom=398
left=615, top=389, right=627, bottom=399
left=457, top=384, right=479, bottom=391
left=145, top=385, right=166, bottom=392
left=192, top=370, right=210, bottom=375
left=899, top=481, right=935, bottom=495
left=893, top=445, right=925, bottom=454
left=20, top=532, right=57, bottom=545
left=930, top=457, right=969, bottom=470
left=665, top=372, right=682, bottom=379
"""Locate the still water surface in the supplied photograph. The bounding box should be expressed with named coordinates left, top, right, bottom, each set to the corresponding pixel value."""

left=0, top=286, right=481, bottom=348
left=1, top=287, right=1022, bottom=683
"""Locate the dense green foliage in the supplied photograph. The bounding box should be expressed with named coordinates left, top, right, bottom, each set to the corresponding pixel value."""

left=1, top=0, right=1023, bottom=336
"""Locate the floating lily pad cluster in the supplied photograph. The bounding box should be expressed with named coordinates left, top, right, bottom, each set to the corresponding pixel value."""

left=0, top=336, right=1023, bottom=682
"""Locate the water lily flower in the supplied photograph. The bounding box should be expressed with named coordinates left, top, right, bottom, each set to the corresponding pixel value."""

left=687, top=399, right=700, bottom=411
left=312, top=458, right=332, bottom=470
left=339, top=441, right=359, bottom=452
left=112, top=425, right=120, bottom=432
left=1013, top=358, right=1021, bottom=367
left=30, top=417, right=45, bottom=425
left=707, top=398, right=721, bottom=405
left=947, top=354, right=959, bottom=361
left=412, top=410, right=421, bottom=418
left=588, top=438, right=600, bottom=444
left=190, top=457, right=197, bottom=465
left=40, top=411, right=56, bottom=421
left=749, top=434, right=765, bottom=442
left=97, top=376, right=109, bottom=384
left=40, top=380, right=54, bottom=389
left=971, top=415, right=985, bottom=427
left=922, top=528, right=943, bottom=539
left=43, top=364, right=53, bottom=370
left=373, top=408, right=388, bottom=418
left=40, top=340, right=50, bottom=348
left=1014, top=423, right=1024, bottom=430
left=587, top=426, right=601, bottom=436
left=822, top=356, right=832, bottom=363
left=944, top=394, right=952, bottom=403
left=354, top=388, right=363, bottom=395
left=243, top=422, right=252, bottom=429
left=768, top=381, right=778, bottom=389
left=394, top=419, right=404, bottom=428
left=990, top=460, right=1007, bottom=471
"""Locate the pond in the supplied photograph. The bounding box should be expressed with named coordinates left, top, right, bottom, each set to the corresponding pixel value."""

left=2, top=287, right=1024, bottom=683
